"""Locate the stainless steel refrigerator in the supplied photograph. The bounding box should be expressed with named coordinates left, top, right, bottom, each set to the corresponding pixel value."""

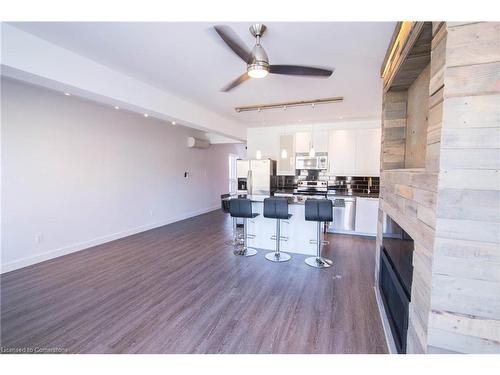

left=236, top=159, right=276, bottom=195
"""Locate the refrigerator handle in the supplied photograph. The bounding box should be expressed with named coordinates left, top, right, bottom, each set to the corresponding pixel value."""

left=247, top=169, right=252, bottom=195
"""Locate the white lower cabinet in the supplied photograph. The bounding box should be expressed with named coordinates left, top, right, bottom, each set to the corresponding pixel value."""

left=354, top=197, right=379, bottom=235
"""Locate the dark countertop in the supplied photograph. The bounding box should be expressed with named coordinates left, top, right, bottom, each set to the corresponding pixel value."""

left=327, top=191, right=380, bottom=198
left=225, top=194, right=338, bottom=205
left=273, top=189, right=379, bottom=199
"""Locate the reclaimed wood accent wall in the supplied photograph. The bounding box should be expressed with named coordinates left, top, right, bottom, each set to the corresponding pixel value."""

left=377, top=21, right=499, bottom=354
left=426, top=22, right=500, bottom=354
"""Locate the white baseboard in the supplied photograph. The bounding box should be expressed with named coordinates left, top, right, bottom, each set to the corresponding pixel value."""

left=374, top=284, right=398, bottom=354
left=1, top=205, right=220, bottom=274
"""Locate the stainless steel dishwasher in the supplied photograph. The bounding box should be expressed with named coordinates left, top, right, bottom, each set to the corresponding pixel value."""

left=327, top=196, right=356, bottom=233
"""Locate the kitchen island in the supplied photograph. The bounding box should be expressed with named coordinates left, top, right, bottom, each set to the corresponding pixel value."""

left=227, top=194, right=328, bottom=256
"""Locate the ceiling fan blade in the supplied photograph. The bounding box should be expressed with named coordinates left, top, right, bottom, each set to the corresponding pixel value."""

left=222, top=73, right=250, bottom=92
left=269, top=65, right=333, bottom=77
left=214, top=25, right=251, bottom=63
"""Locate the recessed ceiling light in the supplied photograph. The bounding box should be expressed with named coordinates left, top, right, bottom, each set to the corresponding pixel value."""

left=144, top=113, right=149, bottom=118
left=172, top=121, right=176, bottom=125
left=114, top=106, right=120, bottom=110
left=64, top=92, right=71, bottom=96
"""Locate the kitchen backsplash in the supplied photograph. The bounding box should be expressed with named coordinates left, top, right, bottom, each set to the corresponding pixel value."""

left=276, top=173, right=380, bottom=195
left=323, top=176, right=379, bottom=195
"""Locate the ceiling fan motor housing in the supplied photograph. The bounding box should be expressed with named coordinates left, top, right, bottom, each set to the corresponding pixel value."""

left=248, top=44, right=270, bottom=74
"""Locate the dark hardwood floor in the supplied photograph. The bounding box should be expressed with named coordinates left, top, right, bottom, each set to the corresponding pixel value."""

left=1, top=210, right=387, bottom=354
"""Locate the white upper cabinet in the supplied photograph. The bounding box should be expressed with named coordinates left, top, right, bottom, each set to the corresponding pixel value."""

left=277, top=134, right=296, bottom=176
left=327, top=128, right=381, bottom=176
left=312, top=130, right=329, bottom=153
left=236, top=159, right=250, bottom=178
left=328, top=130, right=356, bottom=175
left=355, top=128, right=381, bottom=176
left=295, top=132, right=311, bottom=153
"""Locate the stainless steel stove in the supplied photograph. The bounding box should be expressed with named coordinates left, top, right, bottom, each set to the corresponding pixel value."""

left=294, top=180, right=328, bottom=195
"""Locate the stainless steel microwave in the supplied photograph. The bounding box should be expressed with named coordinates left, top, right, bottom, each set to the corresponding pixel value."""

left=295, top=155, right=328, bottom=170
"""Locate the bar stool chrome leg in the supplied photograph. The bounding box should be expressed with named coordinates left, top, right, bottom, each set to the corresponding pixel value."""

left=305, top=222, right=333, bottom=268
left=265, top=219, right=291, bottom=262
left=225, top=217, right=243, bottom=246
left=239, top=218, right=257, bottom=257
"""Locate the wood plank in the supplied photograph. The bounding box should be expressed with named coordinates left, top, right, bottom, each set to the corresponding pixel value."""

left=429, top=65, right=445, bottom=97
left=427, top=325, right=500, bottom=354
left=426, top=124, right=442, bottom=145
left=446, top=22, right=500, bottom=67
left=430, top=34, right=447, bottom=78
left=417, top=203, right=436, bottom=228
left=433, top=255, right=500, bottom=283
left=412, top=188, right=437, bottom=209
left=425, top=142, right=441, bottom=172
left=394, top=184, right=414, bottom=199
left=429, top=310, right=500, bottom=342
left=428, top=101, right=443, bottom=127
left=383, top=118, right=407, bottom=129
left=431, top=23, right=447, bottom=48
left=384, top=126, right=406, bottom=141
left=430, top=273, right=500, bottom=320
left=441, top=127, right=500, bottom=148
left=440, top=148, right=500, bottom=170
left=443, top=94, right=500, bottom=129
left=445, top=62, right=500, bottom=97
left=410, top=172, right=439, bottom=192
left=436, top=218, right=500, bottom=244
left=439, top=169, right=500, bottom=191
left=432, top=22, right=445, bottom=36
left=434, top=237, right=500, bottom=263
left=429, top=86, right=444, bottom=109
left=436, top=189, right=500, bottom=222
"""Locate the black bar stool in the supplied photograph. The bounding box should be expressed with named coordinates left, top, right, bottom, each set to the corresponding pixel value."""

left=304, top=198, right=333, bottom=269
left=264, top=197, right=292, bottom=262
left=229, top=198, right=259, bottom=257
left=221, top=194, right=241, bottom=246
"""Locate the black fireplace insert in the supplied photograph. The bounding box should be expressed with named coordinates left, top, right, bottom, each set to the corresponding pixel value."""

left=379, top=214, right=414, bottom=353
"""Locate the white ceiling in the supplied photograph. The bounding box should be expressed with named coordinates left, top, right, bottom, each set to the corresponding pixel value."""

left=9, top=22, right=395, bottom=128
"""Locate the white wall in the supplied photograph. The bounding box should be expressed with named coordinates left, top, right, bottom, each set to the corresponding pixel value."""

left=246, top=120, right=380, bottom=160
left=1, top=23, right=247, bottom=140
left=1, top=79, right=246, bottom=272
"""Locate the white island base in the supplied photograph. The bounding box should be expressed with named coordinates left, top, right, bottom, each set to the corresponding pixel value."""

left=245, top=198, right=323, bottom=256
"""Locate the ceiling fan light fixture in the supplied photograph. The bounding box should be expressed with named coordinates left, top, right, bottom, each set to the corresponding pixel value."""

left=247, top=64, right=269, bottom=79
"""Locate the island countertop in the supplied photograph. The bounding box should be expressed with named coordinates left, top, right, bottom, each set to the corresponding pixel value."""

left=224, top=194, right=327, bottom=205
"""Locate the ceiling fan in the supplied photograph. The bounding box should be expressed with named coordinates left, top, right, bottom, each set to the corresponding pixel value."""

left=214, top=23, right=334, bottom=92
